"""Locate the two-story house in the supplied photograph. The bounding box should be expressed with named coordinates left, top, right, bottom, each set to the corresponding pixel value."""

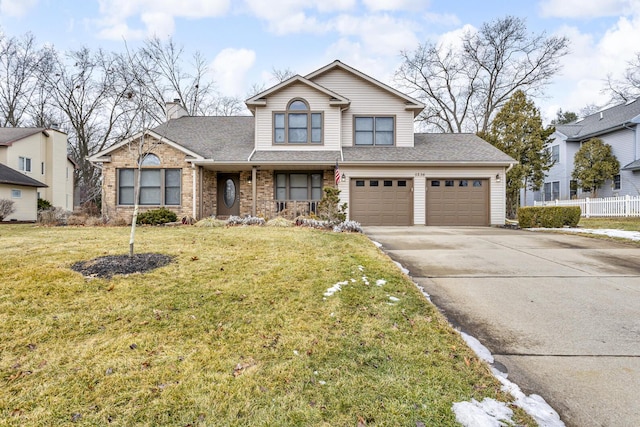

left=90, top=61, right=515, bottom=226
left=0, top=127, right=75, bottom=221
left=525, top=98, right=640, bottom=204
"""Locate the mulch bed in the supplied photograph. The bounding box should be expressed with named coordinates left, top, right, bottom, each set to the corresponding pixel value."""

left=71, top=253, right=175, bottom=279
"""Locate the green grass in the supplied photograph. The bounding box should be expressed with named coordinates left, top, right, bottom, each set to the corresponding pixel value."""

left=0, top=225, right=533, bottom=426
left=578, top=216, right=640, bottom=231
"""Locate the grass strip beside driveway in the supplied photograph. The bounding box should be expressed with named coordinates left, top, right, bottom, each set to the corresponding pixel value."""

left=0, top=225, right=531, bottom=426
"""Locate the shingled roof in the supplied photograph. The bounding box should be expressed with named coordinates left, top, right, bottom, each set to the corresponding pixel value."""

left=0, top=163, right=47, bottom=187
left=342, top=133, right=515, bottom=164
left=0, top=128, right=48, bottom=145
left=151, top=116, right=254, bottom=161
left=556, top=98, right=640, bottom=141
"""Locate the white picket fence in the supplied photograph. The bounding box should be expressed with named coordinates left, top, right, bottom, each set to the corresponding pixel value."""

left=534, top=195, right=640, bottom=217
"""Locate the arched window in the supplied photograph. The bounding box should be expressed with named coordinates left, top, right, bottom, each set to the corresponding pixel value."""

left=140, top=153, right=160, bottom=166
left=274, top=99, right=322, bottom=144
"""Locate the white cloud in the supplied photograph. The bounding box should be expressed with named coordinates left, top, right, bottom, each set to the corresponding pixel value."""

left=95, top=0, right=230, bottom=40
left=332, top=13, right=419, bottom=56
left=539, top=0, right=640, bottom=18
left=362, top=0, right=430, bottom=12
left=211, top=48, right=256, bottom=97
left=0, top=0, right=38, bottom=17
left=423, top=11, right=461, bottom=27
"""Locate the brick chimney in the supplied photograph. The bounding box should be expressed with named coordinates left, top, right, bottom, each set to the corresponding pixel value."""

left=165, top=99, right=189, bottom=121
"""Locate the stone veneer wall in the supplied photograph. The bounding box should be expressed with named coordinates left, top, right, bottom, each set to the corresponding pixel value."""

left=101, top=137, right=193, bottom=223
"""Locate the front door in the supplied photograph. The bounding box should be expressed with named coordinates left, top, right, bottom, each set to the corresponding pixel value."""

left=217, top=173, right=240, bottom=216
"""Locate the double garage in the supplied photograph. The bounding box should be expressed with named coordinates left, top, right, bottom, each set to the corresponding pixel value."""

left=349, top=177, right=490, bottom=226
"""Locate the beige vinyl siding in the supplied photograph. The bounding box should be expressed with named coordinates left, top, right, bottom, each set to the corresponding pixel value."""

left=310, top=68, right=415, bottom=148
left=254, top=82, right=341, bottom=151
left=338, top=166, right=506, bottom=225
left=0, top=184, right=38, bottom=221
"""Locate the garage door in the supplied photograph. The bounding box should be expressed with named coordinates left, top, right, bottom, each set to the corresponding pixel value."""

left=350, top=178, right=413, bottom=226
left=426, top=179, right=489, bottom=226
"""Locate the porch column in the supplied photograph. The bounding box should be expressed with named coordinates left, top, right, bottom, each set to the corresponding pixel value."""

left=192, top=165, right=197, bottom=219
left=251, top=166, right=257, bottom=217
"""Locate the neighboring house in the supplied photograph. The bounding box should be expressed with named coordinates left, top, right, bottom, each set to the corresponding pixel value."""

left=0, top=128, right=75, bottom=211
left=90, top=60, right=515, bottom=226
left=525, top=98, right=640, bottom=204
left=0, top=162, right=47, bottom=221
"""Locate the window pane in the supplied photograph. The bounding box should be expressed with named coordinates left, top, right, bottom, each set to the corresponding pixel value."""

left=431, top=181, right=440, bottom=187
left=312, top=113, right=321, bottom=127
left=141, top=153, right=160, bottom=166
left=398, top=181, right=407, bottom=187
left=355, top=117, right=373, bottom=131
left=473, top=180, right=482, bottom=187
left=276, top=173, right=286, bottom=187
left=274, top=113, right=285, bottom=128
left=445, top=180, right=454, bottom=187
left=275, top=128, right=285, bottom=143
left=140, top=188, right=161, bottom=205
left=289, top=100, right=307, bottom=110
left=311, top=173, right=322, bottom=188
left=375, top=131, right=393, bottom=145
left=356, top=180, right=365, bottom=187
left=276, top=188, right=286, bottom=200
left=289, top=113, right=307, bottom=127
left=459, top=180, right=468, bottom=187
left=141, top=170, right=161, bottom=186
left=289, top=128, right=307, bottom=143
left=311, top=188, right=322, bottom=200
left=25, top=158, right=31, bottom=171
left=19, top=157, right=24, bottom=170
left=290, top=188, right=308, bottom=200
left=165, top=188, right=180, bottom=205
left=355, top=132, right=373, bottom=145
left=384, top=180, right=392, bottom=186
left=370, top=180, right=379, bottom=187
left=290, top=173, right=307, bottom=187
left=11, top=189, right=22, bottom=198
left=165, top=169, right=181, bottom=186
left=311, top=129, right=322, bottom=143
left=119, top=169, right=134, bottom=186
left=376, top=117, right=394, bottom=131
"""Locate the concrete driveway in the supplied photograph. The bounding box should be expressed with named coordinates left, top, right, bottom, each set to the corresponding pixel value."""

left=364, top=226, right=640, bottom=427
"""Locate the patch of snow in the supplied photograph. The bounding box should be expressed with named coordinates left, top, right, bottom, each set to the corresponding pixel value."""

left=375, top=279, right=387, bottom=286
left=293, top=350, right=299, bottom=356
left=351, top=278, right=356, bottom=283
left=324, top=281, right=347, bottom=297
left=528, top=227, right=640, bottom=241
left=318, top=380, right=326, bottom=385
left=458, top=330, right=565, bottom=427
left=393, top=261, right=410, bottom=275
left=492, top=368, right=565, bottom=427
left=413, top=283, right=431, bottom=301
left=372, top=241, right=382, bottom=248
left=362, top=276, right=369, bottom=285
left=459, top=331, right=494, bottom=364
left=388, top=296, right=400, bottom=302
left=358, top=265, right=365, bottom=271
left=452, top=398, right=513, bottom=427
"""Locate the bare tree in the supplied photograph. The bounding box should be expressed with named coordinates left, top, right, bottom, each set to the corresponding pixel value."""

left=605, top=52, right=640, bottom=103
left=44, top=47, right=134, bottom=205
left=396, top=16, right=569, bottom=133
left=0, top=32, right=46, bottom=126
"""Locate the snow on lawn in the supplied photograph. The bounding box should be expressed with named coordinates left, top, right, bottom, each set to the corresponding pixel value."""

left=528, top=228, right=640, bottom=241
left=456, top=331, right=565, bottom=427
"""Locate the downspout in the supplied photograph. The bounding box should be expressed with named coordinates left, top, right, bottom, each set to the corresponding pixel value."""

left=251, top=166, right=257, bottom=217
left=192, top=165, right=197, bottom=219
left=198, top=166, right=203, bottom=219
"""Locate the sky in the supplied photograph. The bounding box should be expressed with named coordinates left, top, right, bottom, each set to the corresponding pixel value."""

left=1, top=0, right=640, bottom=123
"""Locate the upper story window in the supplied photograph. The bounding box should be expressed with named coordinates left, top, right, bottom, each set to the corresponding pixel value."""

left=551, top=145, right=559, bottom=163
left=274, top=99, right=322, bottom=144
left=140, top=153, right=161, bottom=166
left=19, top=156, right=31, bottom=172
left=354, top=116, right=395, bottom=146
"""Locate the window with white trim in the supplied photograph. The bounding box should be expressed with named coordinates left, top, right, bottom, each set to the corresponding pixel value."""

left=354, top=116, right=395, bottom=145
left=274, top=99, right=323, bottom=144
left=614, top=174, right=621, bottom=190
left=11, top=189, right=22, bottom=198
left=551, top=145, right=559, bottom=163
left=19, top=156, right=31, bottom=172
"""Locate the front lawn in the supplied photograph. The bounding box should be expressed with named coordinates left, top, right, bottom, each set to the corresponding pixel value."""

left=0, top=225, right=530, bottom=426
left=578, top=216, right=640, bottom=231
